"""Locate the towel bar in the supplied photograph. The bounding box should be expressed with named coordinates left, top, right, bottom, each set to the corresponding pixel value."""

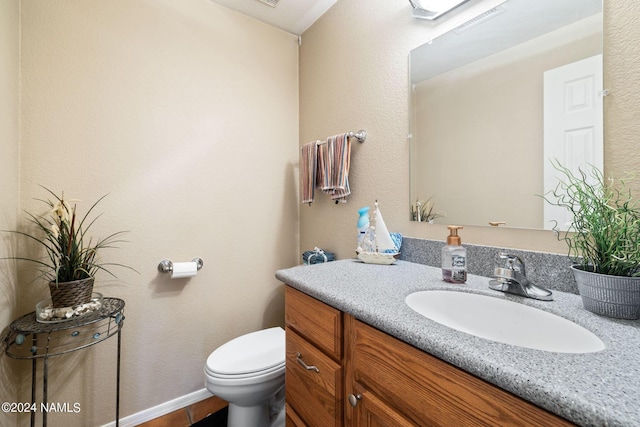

left=317, top=130, right=367, bottom=144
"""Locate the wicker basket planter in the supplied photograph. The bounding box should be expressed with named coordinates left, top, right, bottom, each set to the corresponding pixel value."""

left=48, top=277, right=95, bottom=308
left=572, top=266, right=640, bottom=320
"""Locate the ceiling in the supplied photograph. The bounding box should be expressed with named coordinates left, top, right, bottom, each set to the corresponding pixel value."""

left=410, top=0, right=602, bottom=83
left=208, top=0, right=338, bottom=35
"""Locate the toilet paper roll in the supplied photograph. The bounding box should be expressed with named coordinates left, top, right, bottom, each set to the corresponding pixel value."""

left=171, top=261, right=198, bottom=279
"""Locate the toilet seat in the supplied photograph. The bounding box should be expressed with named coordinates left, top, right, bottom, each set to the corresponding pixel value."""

left=205, top=327, right=285, bottom=377
left=206, top=361, right=285, bottom=380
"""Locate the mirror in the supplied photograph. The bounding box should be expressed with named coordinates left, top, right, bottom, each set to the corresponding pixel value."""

left=409, top=0, right=603, bottom=229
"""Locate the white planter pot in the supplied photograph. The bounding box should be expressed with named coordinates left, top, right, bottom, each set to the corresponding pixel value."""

left=571, top=265, right=640, bottom=320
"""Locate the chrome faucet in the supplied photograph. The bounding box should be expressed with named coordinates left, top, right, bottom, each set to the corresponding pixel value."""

left=489, top=253, right=553, bottom=301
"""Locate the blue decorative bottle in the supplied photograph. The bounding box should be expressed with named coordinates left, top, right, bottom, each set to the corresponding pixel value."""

left=357, top=207, right=370, bottom=249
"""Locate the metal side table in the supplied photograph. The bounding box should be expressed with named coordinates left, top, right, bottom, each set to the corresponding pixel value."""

left=3, top=297, right=125, bottom=427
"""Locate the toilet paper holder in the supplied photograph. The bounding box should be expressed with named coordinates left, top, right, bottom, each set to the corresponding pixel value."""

left=157, top=258, right=204, bottom=274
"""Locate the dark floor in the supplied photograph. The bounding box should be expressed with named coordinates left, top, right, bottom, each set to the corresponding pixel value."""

left=190, top=407, right=228, bottom=427
left=136, top=396, right=228, bottom=427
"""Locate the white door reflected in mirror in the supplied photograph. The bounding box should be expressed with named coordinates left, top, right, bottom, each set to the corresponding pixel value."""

left=543, top=54, right=604, bottom=231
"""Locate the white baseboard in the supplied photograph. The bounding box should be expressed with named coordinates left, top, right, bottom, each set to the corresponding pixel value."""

left=100, top=388, right=213, bottom=427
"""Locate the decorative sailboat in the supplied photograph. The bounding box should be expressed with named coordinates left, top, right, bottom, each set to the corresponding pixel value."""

left=356, top=201, right=401, bottom=265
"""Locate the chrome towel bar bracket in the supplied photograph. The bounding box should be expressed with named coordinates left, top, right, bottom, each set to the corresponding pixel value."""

left=348, top=130, right=367, bottom=143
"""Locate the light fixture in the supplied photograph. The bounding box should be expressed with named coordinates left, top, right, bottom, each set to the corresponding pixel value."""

left=409, top=0, right=470, bottom=20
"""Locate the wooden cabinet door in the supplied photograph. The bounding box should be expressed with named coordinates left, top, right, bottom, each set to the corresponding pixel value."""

left=345, top=316, right=574, bottom=427
left=285, top=403, right=307, bottom=427
left=350, top=385, right=415, bottom=427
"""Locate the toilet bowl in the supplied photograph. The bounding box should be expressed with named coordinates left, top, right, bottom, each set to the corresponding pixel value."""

left=204, top=327, right=286, bottom=427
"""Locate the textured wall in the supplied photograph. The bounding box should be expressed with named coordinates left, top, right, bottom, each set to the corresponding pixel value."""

left=604, top=1, right=640, bottom=184
left=4, top=0, right=639, bottom=425
left=299, top=0, right=419, bottom=259
left=300, top=0, right=639, bottom=259
left=0, top=1, right=20, bottom=426
left=17, top=0, right=298, bottom=425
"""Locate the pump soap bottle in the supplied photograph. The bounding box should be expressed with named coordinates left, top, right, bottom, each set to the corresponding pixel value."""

left=442, top=225, right=467, bottom=283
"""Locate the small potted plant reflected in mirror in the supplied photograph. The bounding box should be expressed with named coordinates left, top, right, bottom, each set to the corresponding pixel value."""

left=411, top=197, right=445, bottom=224
left=3, top=187, right=135, bottom=322
left=543, top=160, right=640, bottom=319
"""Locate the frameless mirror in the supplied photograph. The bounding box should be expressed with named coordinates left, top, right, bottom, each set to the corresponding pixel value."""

left=409, top=0, right=603, bottom=229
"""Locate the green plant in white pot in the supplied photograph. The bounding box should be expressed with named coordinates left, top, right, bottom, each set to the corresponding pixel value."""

left=543, top=160, right=640, bottom=319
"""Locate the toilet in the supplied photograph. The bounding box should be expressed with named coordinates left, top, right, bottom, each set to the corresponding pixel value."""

left=204, top=327, right=286, bottom=427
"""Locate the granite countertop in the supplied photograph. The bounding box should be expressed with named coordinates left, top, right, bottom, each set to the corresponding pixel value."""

left=276, top=259, right=640, bottom=427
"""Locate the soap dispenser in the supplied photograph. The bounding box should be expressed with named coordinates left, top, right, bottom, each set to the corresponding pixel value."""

left=442, top=225, right=467, bottom=283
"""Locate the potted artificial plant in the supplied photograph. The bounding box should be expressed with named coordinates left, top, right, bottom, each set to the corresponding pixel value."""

left=5, top=188, right=131, bottom=309
left=411, top=197, right=445, bottom=223
left=544, top=161, right=640, bottom=319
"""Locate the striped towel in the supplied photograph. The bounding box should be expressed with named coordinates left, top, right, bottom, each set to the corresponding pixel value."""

left=300, top=134, right=352, bottom=204
left=320, top=133, right=351, bottom=203
left=301, top=140, right=320, bottom=204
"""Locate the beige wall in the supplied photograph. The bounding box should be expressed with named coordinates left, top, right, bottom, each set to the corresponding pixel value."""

left=3, top=0, right=639, bottom=425
left=300, top=0, right=640, bottom=258
left=0, top=1, right=20, bottom=426
left=12, top=0, right=298, bottom=425
left=605, top=1, right=640, bottom=186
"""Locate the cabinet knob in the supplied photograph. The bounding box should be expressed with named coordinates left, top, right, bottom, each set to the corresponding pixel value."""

left=348, top=393, right=362, bottom=407
left=295, top=352, right=320, bottom=373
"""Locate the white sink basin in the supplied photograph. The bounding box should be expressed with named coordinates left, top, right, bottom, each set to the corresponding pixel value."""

left=405, top=290, right=605, bottom=353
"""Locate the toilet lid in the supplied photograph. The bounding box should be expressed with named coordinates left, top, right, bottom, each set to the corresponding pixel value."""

left=206, top=327, right=285, bottom=375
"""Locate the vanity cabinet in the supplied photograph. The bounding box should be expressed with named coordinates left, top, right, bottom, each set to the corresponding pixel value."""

left=285, top=285, right=574, bottom=427
left=285, top=286, right=343, bottom=427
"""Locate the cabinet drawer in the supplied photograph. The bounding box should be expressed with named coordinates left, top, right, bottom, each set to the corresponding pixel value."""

left=285, top=286, right=342, bottom=360
left=286, top=328, right=343, bottom=427
left=284, top=403, right=306, bottom=427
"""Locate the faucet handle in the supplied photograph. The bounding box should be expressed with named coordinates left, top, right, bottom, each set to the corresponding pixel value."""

left=492, top=253, right=553, bottom=301
left=498, top=253, right=526, bottom=274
